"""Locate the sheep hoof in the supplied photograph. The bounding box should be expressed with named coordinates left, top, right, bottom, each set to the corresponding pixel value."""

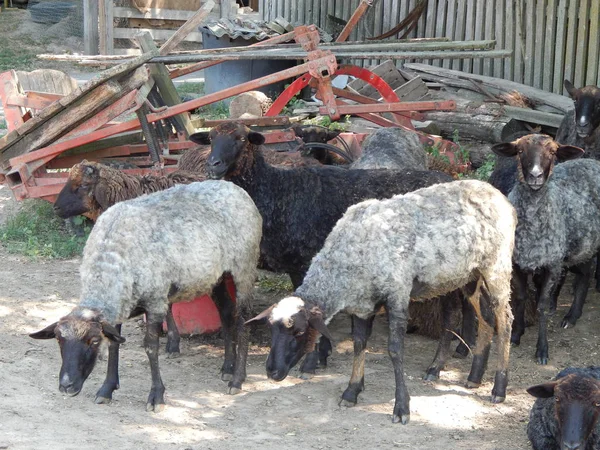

left=227, top=386, right=241, bottom=395
left=392, top=414, right=410, bottom=425
left=299, top=372, right=314, bottom=380
left=94, top=396, right=112, bottom=405
left=465, top=381, right=480, bottom=389
left=339, top=399, right=356, bottom=408
left=423, top=373, right=439, bottom=382
left=221, top=373, right=233, bottom=382
left=491, top=395, right=505, bottom=404
left=537, top=356, right=548, bottom=365
left=146, top=402, right=165, bottom=413
left=166, top=352, right=181, bottom=359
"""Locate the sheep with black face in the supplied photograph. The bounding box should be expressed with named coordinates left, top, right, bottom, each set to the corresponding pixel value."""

left=249, top=180, right=516, bottom=424
left=31, top=181, right=262, bottom=411
left=190, top=122, right=453, bottom=378
left=527, top=366, right=600, bottom=450
left=492, top=134, right=600, bottom=365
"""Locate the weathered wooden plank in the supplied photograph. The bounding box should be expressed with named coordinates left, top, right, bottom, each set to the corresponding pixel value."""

left=99, top=0, right=114, bottom=55
left=112, top=6, right=215, bottom=21
left=503, top=105, right=564, bottom=128
left=423, top=0, right=438, bottom=65
left=443, top=0, right=457, bottom=70
left=503, top=0, right=514, bottom=80
left=523, top=0, right=535, bottom=85
left=463, top=0, right=476, bottom=73
left=393, top=76, right=428, bottom=101
left=563, top=0, right=578, bottom=85
left=114, top=28, right=203, bottom=42
left=552, top=0, right=568, bottom=93
left=587, top=0, right=600, bottom=85
left=542, top=0, right=557, bottom=92
left=404, top=63, right=574, bottom=112
left=513, top=0, right=524, bottom=83
left=532, top=0, right=545, bottom=89
left=472, top=0, right=485, bottom=73
left=483, top=0, right=495, bottom=76
left=84, top=0, right=99, bottom=55
left=15, top=70, right=78, bottom=96
left=452, top=0, right=467, bottom=72
left=434, top=0, right=447, bottom=67
left=574, top=0, right=590, bottom=88
left=493, top=0, right=504, bottom=78
left=159, top=0, right=215, bottom=55
left=347, top=60, right=406, bottom=98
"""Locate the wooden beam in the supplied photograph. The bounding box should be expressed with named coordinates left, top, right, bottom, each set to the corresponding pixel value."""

left=83, top=0, right=100, bottom=55
left=160, top=0, right=215, bottom=55
left=99, top=0, right=114, bottom=55
left=114, top=28, right=204, bottom=42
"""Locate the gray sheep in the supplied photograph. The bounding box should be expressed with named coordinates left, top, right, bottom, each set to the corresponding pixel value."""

left=31, top=181, right=262, bottom=412
left=249, top=179, right=516, bottom=424
left=527, top=366, right=600, bottom=450
left=492, top=134, right=600, bottom=365
left=350, top=127, right=428, bottom=170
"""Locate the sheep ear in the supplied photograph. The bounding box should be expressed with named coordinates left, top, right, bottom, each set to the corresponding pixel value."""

left=527, top=382, right=557, bottom=398
left=101, top=321, right=126, bottom=343
left=556, top=144, right=585, bottom=162
left=308, top=307, right=334, bottom=343
left=29, top=322, right=58, bottom=339
left=245, top=304, right=275, bottom=325
left=326, top=129, right=341, bottom=141
left=93, top=183, right=111, bottom=211
left=564, top=79, right=577, bottom=98
left=247, top=131, right=266, bottom=145
left=491, top=142, right=519, bottom=158
left=189, top=132, right=211, bottom=145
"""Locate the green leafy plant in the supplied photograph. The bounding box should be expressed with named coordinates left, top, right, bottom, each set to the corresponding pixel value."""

left=473, top=153, right=496, bottom=181
left=0, top=200, right=90, bottom=258
left=301, top=115, right=351, bottom=131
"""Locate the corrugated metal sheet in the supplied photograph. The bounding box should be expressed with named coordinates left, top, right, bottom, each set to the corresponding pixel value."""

left=201, top=17, right=275, bottom=40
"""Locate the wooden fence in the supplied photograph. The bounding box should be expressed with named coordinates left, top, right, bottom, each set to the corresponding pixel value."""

left=258, top=0, right=600, bottom=94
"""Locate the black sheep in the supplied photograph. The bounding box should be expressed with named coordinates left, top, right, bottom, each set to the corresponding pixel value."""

left=190, top=122, right=453, bottom=375
left=527, top=366, right=600, bottom=450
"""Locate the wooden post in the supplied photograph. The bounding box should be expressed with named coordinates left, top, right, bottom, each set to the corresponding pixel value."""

left=99, top=0, right=114, bottom=55
left=84, top=0, right=100, bottom=55
left=136, top=32, right=195, bottom=137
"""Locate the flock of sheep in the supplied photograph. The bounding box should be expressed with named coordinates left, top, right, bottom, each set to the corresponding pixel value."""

left=28, top=79, right=600, bottom=450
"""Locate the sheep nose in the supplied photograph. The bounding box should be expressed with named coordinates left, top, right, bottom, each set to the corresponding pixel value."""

left=59, top=374, right=74, bottom=392
left=530, top=165, right=544, bottom=178
left=563, top=441, right=581, bottom=450
left=578, top=116, right=589, bottom=127
left=208, top=159, right=222, bottom=167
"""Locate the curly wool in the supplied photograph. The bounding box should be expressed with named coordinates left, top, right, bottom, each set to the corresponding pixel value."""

left=227, top=142, right=452, bottom=278
left=295, top=180, right=516, bottom=321
left=79, top=180, right=262, bottom=324
left=509, top=159, right=600, bottom=271
left=528, top=366, right=600, bottom=450
left=350, top=127, right=428, bottom=170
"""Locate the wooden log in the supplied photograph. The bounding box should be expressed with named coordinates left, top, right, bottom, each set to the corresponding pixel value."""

left=137, top=31, right=195, bottom=137
left=228, top=91, right=272, bottom=119
left=159, top=0, right=215, bottom=56
left=403, top=63, right=573, bottom=113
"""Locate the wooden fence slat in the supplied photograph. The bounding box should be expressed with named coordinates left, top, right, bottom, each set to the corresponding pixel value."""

left=563, top=0, right=579, bottom=86
left=542, top=0, right=557, bottom=91
left=434, top=0, right=447, bottom=67
left=443, top=0, right=457, bottom=69
left=493, top=0, right=504, bottom=78
left=503, top=0, right=513, bottom=80
left=453, top=0, right=467, bottom=71
left=589, top=0, right=600, bottom=85
left=513, top=0, right=524, bottom=83
left=483, top=0, right=495, bottom=76
left=423, top=0, right=438, bottom=66
left=552, top=0, right=567, bottom=93
left=473, top=0, right=485, bottom=74
left=574, top=0, right=590, bottom=88
left=523, top=0, right=535, bottom=85
left=462, top=0, right=476, bottom=72
left=532, top=0, right=546, bottom=89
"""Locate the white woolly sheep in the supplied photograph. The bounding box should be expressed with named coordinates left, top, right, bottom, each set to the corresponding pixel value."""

left=30, top=181, right=262, bottom=412
left=492, top=134, right=600, bottom=365
left=249, top=179, right=516, bottom=424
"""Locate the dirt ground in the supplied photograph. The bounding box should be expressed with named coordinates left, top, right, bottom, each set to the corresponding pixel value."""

left=1, top=186, right=600, bottom=450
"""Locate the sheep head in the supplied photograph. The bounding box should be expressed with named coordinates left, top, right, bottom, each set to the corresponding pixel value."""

left=564, top=80, right=600, bottom=138
left=528, top=373, right=600, bottom=450
left=54, top=161, right=102, bottom=220
left=189, top=122, right=265, bottom=180
left=492, top=134, right=583, bottom=191
left=29, top=307, right=125, bottom=396
left=246, top=296, right=333, bottom=382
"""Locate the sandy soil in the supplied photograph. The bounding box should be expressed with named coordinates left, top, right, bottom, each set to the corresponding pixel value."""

left=1, top=185, right=600, bottom=450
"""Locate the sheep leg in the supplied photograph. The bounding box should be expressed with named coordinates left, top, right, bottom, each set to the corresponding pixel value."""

left=596, top=253, right=600, bottom=292
left=534, top=267, right=562, bottom=365
left=340, top=315, right=375, bottom=406
left=213, top=279, right=237, bottom=381
left=510, top=265, right=529, bottom=346
left=385, top=304, right=410, bottom=425
left=491, top=300, right=512, bottom=404
left=228, top=304, right=249, bottom=395
left=425, top=291, right=462, bottom=380
left=465, top=281, right=494, bottom=388
left=165, top=304, right=181, bottom=358
left=454, top=294, right=477, bottom=358
left=95, top=324, right=121, bottom=404
left=144, top=320, right=166, bottom=412
left=561, top=260, right=592, bottom=328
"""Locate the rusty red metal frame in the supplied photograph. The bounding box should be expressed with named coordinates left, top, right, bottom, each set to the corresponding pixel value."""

left=0, top=2, right=458, bottom=202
